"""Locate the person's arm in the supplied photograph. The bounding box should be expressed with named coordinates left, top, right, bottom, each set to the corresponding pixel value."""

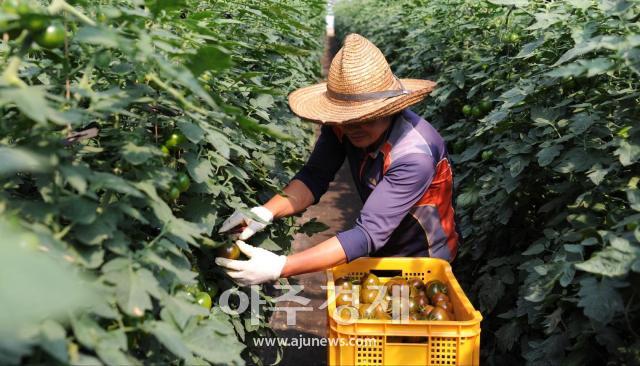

left=285, top=125, right=346, bottom=208
left=262, top=179, right=315, bottom=219
left=280, top=236, right=346, bottom=277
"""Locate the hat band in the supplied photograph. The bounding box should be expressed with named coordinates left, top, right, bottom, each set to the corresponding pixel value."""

left=326, top=88, right=409, bottom=102
left=326, top=75, right=409, bottom=102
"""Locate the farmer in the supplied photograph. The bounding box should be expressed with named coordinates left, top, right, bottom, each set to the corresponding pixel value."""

left=215, top=33, right=459, bottom=286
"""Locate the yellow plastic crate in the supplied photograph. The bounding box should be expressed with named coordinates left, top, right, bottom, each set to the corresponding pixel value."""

left=326, top=257, right=482, bottom=366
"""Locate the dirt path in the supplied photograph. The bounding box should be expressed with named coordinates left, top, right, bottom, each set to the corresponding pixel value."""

left=257, top=34, right=361, bottom=366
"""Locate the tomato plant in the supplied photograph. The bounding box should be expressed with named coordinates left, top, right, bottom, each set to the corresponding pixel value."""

left=337, top=0, right=640, bottom=364
left=0, top=0, right=325, bottom=364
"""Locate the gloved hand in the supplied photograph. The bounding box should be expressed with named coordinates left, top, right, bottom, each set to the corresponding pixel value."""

left=215, top=240, right=287, bottom=286
left=218, top=206, right=274, bottom=240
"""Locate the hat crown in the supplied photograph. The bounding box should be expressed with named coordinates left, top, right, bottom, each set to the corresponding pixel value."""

left=327, top=34, right=400, bottom=98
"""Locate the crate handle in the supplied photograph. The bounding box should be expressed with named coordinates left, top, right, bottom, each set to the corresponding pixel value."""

left=369, top=269, right=403, bottom=278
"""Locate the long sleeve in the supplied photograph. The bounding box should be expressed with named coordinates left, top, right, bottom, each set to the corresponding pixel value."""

left=291, top=125, right=346, bottom=204
left=336, top=153, right=436, bottom=261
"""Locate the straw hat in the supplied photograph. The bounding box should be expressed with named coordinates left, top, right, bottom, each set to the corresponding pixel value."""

left=288, top=33, right=436, bottom=125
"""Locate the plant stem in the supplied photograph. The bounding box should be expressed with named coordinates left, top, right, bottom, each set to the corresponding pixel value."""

left=48, top=0, right=97, bottom=26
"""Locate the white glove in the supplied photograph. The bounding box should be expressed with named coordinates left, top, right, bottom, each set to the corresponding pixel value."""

left=215, top=240, right=287, bottom=286
left=218, top=206, right=274, bottom=240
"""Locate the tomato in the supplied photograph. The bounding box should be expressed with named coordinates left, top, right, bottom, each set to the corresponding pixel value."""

left=434, top=300, right=453, bottom=314
left=481, top=150, right=494, bottom=161
left=165, top=186, right=180, bottom=201
left=34, top=22, right=66, bottom=49
left=335, top=292, right=355, bottom=307
left=358, top=303, right=376, bottom=319
left=431, top=292, right=450, bottom=304
left=336, top=305, right=358, bottom=321
left=165, top=132, right=186, bottom=149
left=462, top=104, right=472, bottom=117
left=334, top=277, right=354, bottom=291
left=161, top=145, right=170, bottom=157
left=385, top=276, right=409, bottom=296
left=427, top=307, right=451, bottom=321
left=216, top=242, right=240, bottom=260
left=508, top=32, right=520, bottom=43
left=471, top=105, right=482, bottom=118
left=412, top=292, right=429, bottom=310
left=195, top=292, right=212, bottom=310
left=407, top=277, right=424, bottom=292
left=479, top=100, right=492, bottom=113
left=360, top=273, right=380, bottom=289
left=421, top=305, right=435, bottom=318
left=23, top=15, right=47, bottom=32
left=360, top=288, right=380, bottom=304
left=176, top=172, right=190, bottom=192
left=425, top=280, right=448, bottom=301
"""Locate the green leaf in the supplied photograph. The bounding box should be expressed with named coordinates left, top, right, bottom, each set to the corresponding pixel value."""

left=577, top=277, right=624, bottom=324
left=146, top=0, right=187, bottom=15
left=575, top=236, right=640, bottom=276
left=0, top=148, right=50, bottom=175
left=615, top=140, right=640, bottom=166
left=121, top=142, right=158, bottom=165
left=76, top=26, right=122, bottom=48
left=163, top=293, right=209, bottom=330
left=147, top=321, right=193, bottom=360
left=537, top=145, right=562, bottom=167
left=38, top=320, right=68, bottom=363
left=182, top=318, right=245, bottom=365
left=178, top=121, right=205, bottom=144
left=187, top=46, right=233, bottom=76
left=495, top=321, right=521, bottom=352
left=627, top=189, right=640, bottom=211
left=0, top=86, right=49, bottom=124
left=102, top=261, right=162, bottom=317
left=71, top=313, right=107, bottom=350
left=184, top=153, right=212, bottom=184
left=143, top=250, right=198, bottom=283
left=508, top=156, right=529, bottom=177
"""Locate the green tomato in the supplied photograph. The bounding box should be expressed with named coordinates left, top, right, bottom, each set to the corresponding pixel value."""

left=161, top=145, right=170, bottom=157
left=165, top=186, right=180, bottom=202
left=462, top=105, right=472, bottom=117
left=176, top=172, right=190, bottom=192
left=34, top=22, right=66, bottom=49
left=479, top=100, right=492, bottom=113
left=23, top=14, right=47, bottom=32
left=165, top=132, right=186, bottom=149
left=471, top=106, right=482, bottom=118
left=195, top=292, right=212, bottom=310
left=481, top=150, right=494, bottom=161
left=507, top=32, right=519, bottom=43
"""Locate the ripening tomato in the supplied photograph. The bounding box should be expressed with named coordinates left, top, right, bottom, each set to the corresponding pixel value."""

left=216, top=242, right=240, bottom=260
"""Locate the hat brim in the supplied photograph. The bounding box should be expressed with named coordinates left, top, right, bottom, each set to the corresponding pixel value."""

left=288, top=79, right=436, bottom=125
